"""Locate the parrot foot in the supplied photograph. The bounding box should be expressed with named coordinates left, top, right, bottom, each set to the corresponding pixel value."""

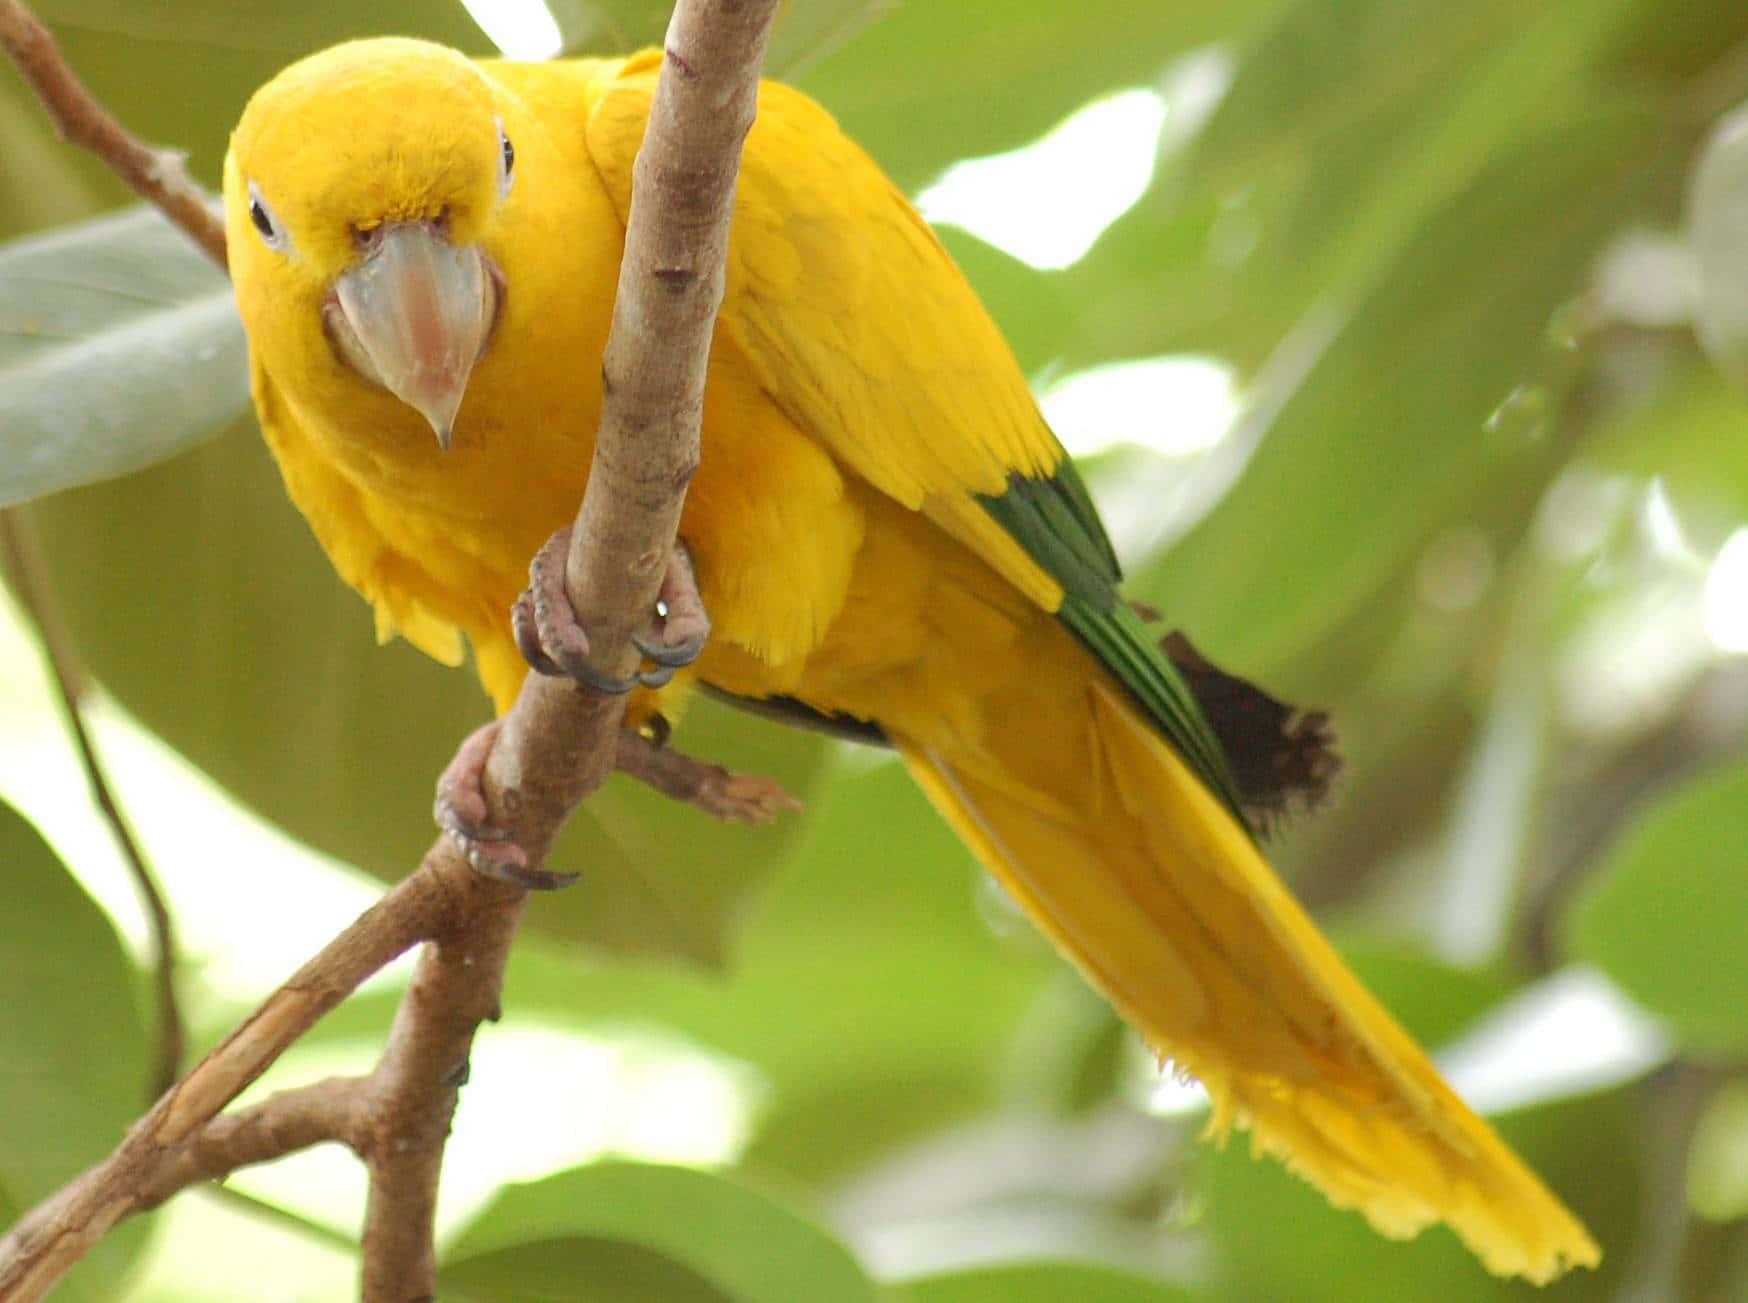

left=434, top=720, right=580, bottom=890
left=513, top=528, right=709, bottom=692
left=629, top=540, right=710, bottom=684
left=615, top=727, right=803, bottom=825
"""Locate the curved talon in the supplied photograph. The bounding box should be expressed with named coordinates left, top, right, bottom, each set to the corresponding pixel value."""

left=513, top=527, right=710, bottom=696
left=630, top=628, right=706, bottom=669
left=434, top=799, right=514, bottom=850
left=435, top=720, right=580, bottom=890
left=469, top=857, right=581, bottom=891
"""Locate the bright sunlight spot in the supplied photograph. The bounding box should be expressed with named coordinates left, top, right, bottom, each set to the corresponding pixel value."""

left=1645, top=474, right=1695, bottom=560
left=1704, top=528, right=1748, bottom=652
left=1038, top=355, right=1238, bottom=459
left=0, top=586, right=382, bottom=995
left=227, top=1024, right=762, bottom=1240
left=918, top=90, right=1167, bottom=271
left=1146, top=1070, right=1209, bottom=1118
left=462, top=0, right=563, bottom=59
left=1438, top=967, right=1672, bottom=1114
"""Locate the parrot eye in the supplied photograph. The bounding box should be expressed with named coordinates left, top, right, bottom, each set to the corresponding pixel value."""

left=496, top=118, right=514, bottom=198
left=246, top=180, right=289, bottom=252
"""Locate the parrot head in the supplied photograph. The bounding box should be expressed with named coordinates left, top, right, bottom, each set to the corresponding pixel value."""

left=224, top=38, right=515, bottom=449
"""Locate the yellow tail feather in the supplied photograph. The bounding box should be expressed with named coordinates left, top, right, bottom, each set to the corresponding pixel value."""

left=899, top=678, right=1598, bottom=1283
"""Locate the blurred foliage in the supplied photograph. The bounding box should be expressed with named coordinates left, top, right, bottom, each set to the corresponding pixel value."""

left=3, top=0, right=1748, bottom=1299
left=439, top=1163, right=881, bottom=1301
left=1566, top=759, right=1748, bottom=1058
left=0, top=798, right=150, bottom=1299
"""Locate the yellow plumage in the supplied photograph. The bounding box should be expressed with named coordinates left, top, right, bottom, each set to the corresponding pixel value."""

left=225, top=38, right=1598, bottom=1281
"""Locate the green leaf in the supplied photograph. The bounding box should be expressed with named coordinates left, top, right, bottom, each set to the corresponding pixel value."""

left=545, top=0, right=898, bottom=74
left=0, top=206, right=245, bottom=507
left=793, top=0, right=1276, bottom=194
left=1690, top=99, right=1748, bottom=391
left=550, top=758, right=1046, bottom=1180
left=33, top=0, right=486, bottom=55
left=906, top=1260, right=1198, bottom=1303
left=1137, top=107, right=1663, bottom=679
left=1563, top=757, right=1748, bottom=1056
left=933, top=228, right=1068, bottom=376
left=440, top=1162, right=879, bottom=1303
left=1063, top=0, right=1644, bottom=371
left=1601, top=1, right=1748, bottom=86
left=0, top=74, right=102, bottom=240
left=541, top=693, right=833, bottom=967
left=1332, top=936, right=1515, bottom=1049
left=1687, top=1077, right=1748, bottom=1223
left=0, top=797, right=152, bottom=1297
left=1586, top=356, right=1748, bottom=525
left=26, top=425, right=830, bottom=967
left=24, top=1, right=490, bottom=194
left=444, top=1236, right=729, bottom=1301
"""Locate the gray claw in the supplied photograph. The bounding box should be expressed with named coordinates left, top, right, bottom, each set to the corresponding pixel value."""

left=513, top=528, right=709, bottom=697
left=630, top=628, right=706, bottom=669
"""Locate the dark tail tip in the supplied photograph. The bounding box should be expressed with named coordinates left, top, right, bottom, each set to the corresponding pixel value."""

left=1158, top=628, right=1343, bottom=836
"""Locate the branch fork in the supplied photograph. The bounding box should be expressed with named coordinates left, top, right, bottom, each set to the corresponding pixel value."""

left=0, top=0, right=785, bottom=1296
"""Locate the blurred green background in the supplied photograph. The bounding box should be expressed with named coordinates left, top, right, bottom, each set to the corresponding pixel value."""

left=3, top=0, right=1748, bottom=1298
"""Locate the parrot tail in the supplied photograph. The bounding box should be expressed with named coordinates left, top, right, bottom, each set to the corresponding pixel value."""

left=896, top=673, right=1599, bottom=1283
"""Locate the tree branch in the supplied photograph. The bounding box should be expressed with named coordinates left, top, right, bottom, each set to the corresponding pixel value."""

left=355, top=886, right=527, bottom=1294
left=135, top=1077, right=370, bottom=1213
left=356, top=4, right=779, bottom=1288
left=0, top=0, right=782, bottom=1296
left=0, top=0, right=226, bottom=269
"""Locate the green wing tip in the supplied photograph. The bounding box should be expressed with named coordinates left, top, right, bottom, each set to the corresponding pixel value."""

left=978, top=469, right=1337, bottom=838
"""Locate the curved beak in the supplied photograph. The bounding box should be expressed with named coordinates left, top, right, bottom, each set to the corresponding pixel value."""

left=327, top=222, right=499, bottom=450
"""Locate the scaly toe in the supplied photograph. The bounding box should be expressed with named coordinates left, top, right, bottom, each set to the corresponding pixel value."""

left=515, top=527, right=638, bottom=693
left=434, top=721, right=579, bottom=889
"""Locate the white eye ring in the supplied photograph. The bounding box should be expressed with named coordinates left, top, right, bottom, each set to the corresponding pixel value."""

left=246, top=179, right=290, bottom=252
left=496, top=117, right=514, bottom=199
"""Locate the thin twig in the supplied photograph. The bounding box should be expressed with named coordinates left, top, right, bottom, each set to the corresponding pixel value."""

left=135, top=1077, right=370, bottom=1212
left=0, top=508, right=185, bottom=1098
left=0, top=0, right=226, bottom=268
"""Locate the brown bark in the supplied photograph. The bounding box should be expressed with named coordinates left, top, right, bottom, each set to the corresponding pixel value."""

left=0, top=0, right=783, bottom=1297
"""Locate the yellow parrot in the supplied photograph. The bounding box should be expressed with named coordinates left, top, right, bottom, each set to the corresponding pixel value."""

left=224, top=37, right=1598, bottom=1281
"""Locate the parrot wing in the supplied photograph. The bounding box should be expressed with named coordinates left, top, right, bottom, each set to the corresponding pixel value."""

left=583, top=55, right=1246, bottom=816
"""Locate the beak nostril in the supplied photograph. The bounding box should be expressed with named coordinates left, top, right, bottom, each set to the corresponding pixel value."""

left=352, top=223, right=384, bottom=254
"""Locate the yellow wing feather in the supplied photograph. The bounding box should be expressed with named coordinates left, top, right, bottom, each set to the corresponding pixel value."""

left=581, top=58, right=1068, bottom=615
left=902, top=627, right=1599, bottom=1283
